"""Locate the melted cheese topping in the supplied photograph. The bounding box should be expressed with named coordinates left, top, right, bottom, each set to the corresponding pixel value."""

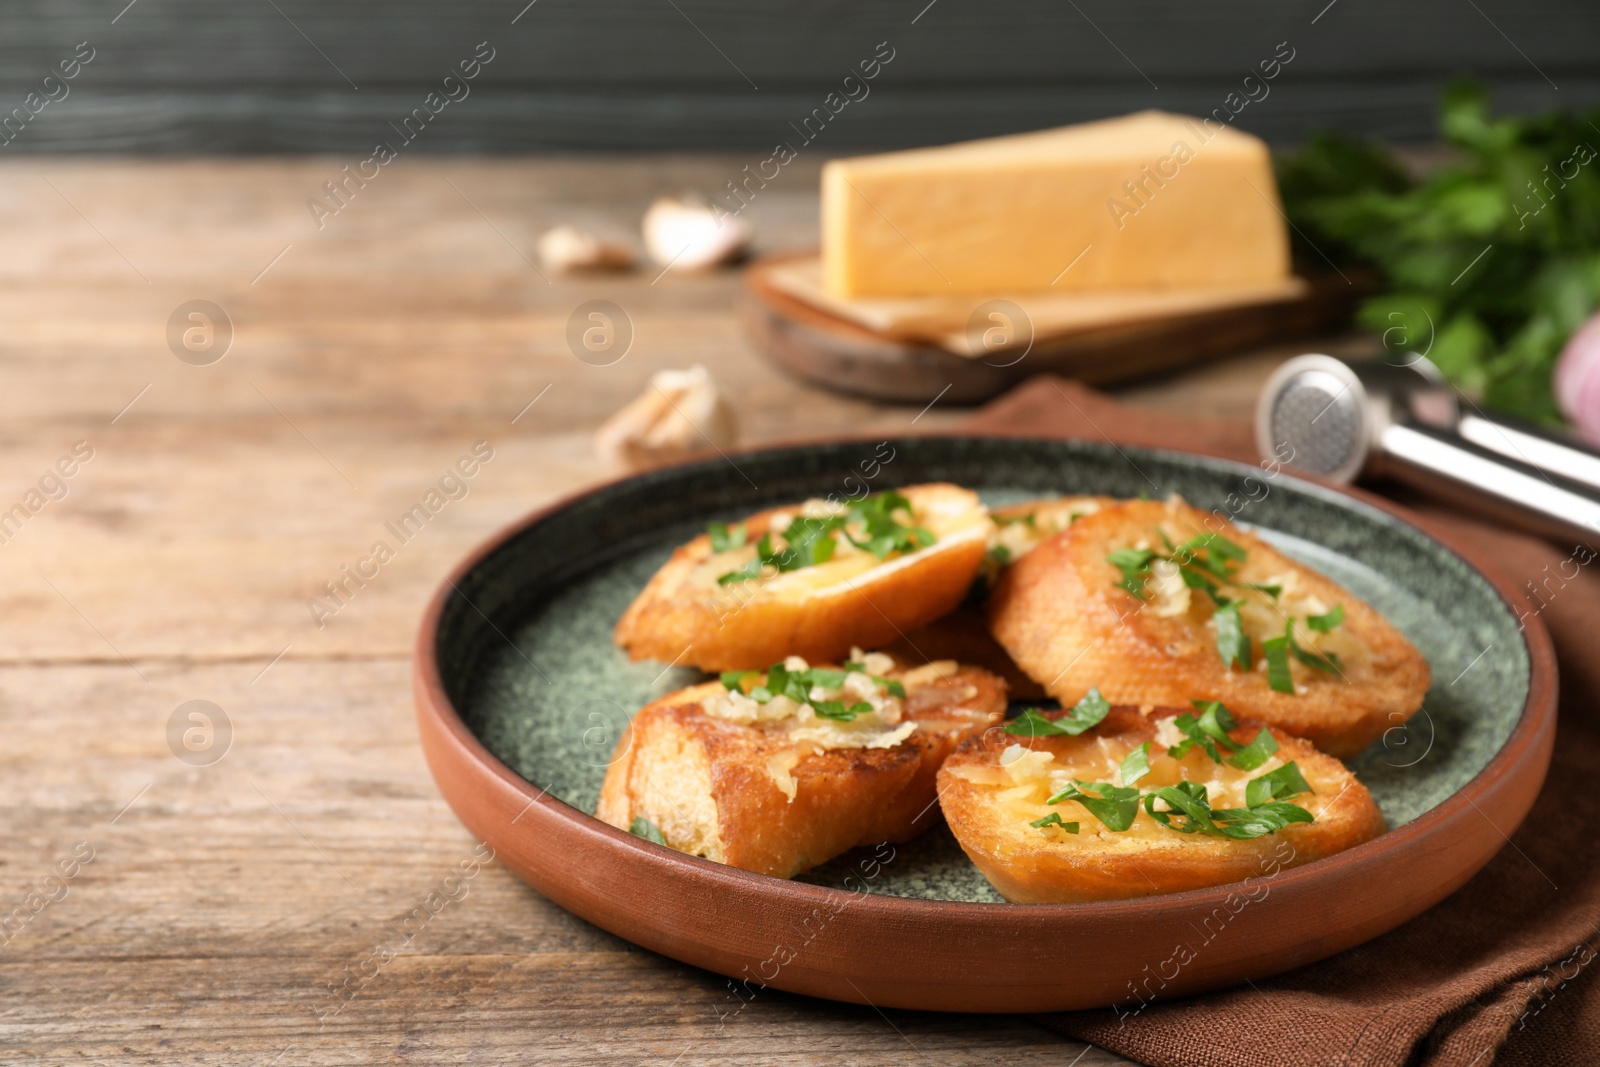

left=947, top=729, right=1290, bottom=844
left=990, top=497, right=1104, bottom=563
left=702, top=650, right=928, bottom=801
left=695, top=488, right=986, bottom=595
left=1133, top=508, right=1370, bottom=685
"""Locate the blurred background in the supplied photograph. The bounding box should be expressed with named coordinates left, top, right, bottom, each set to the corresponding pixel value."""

left=4, top=0, right=1596, bottom=151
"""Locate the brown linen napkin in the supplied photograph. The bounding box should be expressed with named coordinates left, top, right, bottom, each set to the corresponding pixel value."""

left=963, top=377, right=1600, bottom=1067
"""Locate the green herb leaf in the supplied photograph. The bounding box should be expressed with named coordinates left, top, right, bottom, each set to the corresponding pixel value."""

left=1244, top=582, right=1282, bottom=599
left=843, top=661, right=907, bottom=698
left=1214, top=601, right=1251, bottom=670
left=1107, top=547, right=1156, bottom=599
left=1048, top=780, right=1142, bottom=832
left=1004, top=709, right=1065, bottom=737
left=1226, top=728, right=1280, bottom=771
left=1208, top=801, right=1315, bottom=839
left=720, top=670, right=758, bottom=692
left=1263, top=632, right=1295, bottom=693
left=1246, top=761, right=1314, bottom=808
left=707, top=522, right=747, bottom=553
left=844, top=490, right=936, bottom=560
left=1004, top=689, right=1111, bottom=737
left=716, top=556, right=767, bottom=586
left=1029, top=812, right=1080, bottom=833
left=986, top=544, right=1012, bottom=567
left=732, top=662, right=908, bottom=723
left=771, top=516, right=843, bottom=570
left=628, top=817, right=667, bottom=845
left=1193, top=700, right=1239, bottom=745
left=1306, top=604, right=1346, bottom=632
left=1120, top=742, right=1153, bottom=787
left=1166, top=702, right=1239, bottom=763
left=1285, top=619, right=1343, bottom=673
left=1142, top=781, right=1217, bottom=835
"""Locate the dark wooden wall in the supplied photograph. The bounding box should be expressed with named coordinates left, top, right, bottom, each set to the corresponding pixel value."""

left=0, top=0, right=1594, bottom=153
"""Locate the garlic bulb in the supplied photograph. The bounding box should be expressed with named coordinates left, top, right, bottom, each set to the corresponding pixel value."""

left=1556, top=311, right=1600, bottom=443
left=536, top=225, right=635, bottom=272
left=594, top=364, right=739, bottom=469
left=642, top=196, right=751, bottom=273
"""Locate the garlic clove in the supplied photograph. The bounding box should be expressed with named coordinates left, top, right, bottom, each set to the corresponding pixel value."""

left=642, top=196, right=751, bottom=273
left=594, top=364, right=739, bottom=469
left=536, top=225, right=636, bottom=272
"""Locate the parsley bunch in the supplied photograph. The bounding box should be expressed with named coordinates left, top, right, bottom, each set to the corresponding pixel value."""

left=1014, top=699, right=1316, bottom=841
left=721, top=660, right=906, bottom=722
left=1278, top=81, right=1600, bottom=423
left=710, top=491, right=935, bottom=586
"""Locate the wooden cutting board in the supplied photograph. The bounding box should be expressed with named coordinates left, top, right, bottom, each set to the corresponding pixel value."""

left=741, top=249, right=1367, bottom=404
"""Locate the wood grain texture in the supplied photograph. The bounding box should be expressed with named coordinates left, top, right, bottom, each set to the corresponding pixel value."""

left=0, top=153, right=1368, bottom=1064
left=0, top=0, right=1593, bottom=150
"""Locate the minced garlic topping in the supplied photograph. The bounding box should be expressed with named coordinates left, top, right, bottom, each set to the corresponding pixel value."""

left=948, top=727, right=1290, bottom=841
left=703, top=649, right=923, bottom=802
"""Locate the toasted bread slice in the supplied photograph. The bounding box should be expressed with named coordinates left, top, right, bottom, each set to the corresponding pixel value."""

left=615, top=484, right=990, bottom=672
left=597, top=653, right=1006, bottom=878
left=938, top=705, right=1385, bottom=902
left=877, top=496, right=1120, bottom=701
left=985, top=495, right=1117, bottom=575
left=987, top=498, right=1430, bottom=757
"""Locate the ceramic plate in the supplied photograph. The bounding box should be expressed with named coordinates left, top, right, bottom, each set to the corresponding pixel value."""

left=414, top=436, right=1555, bottom=1012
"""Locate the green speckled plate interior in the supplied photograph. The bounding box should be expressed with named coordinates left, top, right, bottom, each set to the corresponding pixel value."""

left=438, top=437, right=1529, bottom=904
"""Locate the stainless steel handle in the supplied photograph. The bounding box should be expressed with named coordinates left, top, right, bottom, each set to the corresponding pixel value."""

left=1378, top=421, right=1600, bottom=546
left=1455, top=412, right=1600, bottom=496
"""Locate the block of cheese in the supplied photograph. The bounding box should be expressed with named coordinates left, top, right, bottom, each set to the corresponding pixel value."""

left=821, top=112, right=1291, bottom=299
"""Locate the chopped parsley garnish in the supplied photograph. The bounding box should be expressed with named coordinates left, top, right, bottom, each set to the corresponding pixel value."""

left=994, top=512, right=1038, bottom=527
left=1120, top=742, right=1153, bottom=787
left=1166, top=700, right=1239, bottom=763
left=845, top=490, right=936, bottom=559
left=1306, top=604, right=1345, bottom=632
left=1105, top=530, right=1346, bottom=686
left=1225, top=725, right=1280, bottom=771
left=1107, top=547, right=1156, bottom=599
left=1245, top=761, right=1313, bottom=808
left=986, top=544, right=1012, bottom=567
left=1214, top=602, right=1251, bottom=670
left=1286, top=619, right=1343, bottom=673
left=1039, top=758, right=1314, bottom=841
left=1004, top=688, right=1111, bottom=737
left=1107, top=531, right=1244, bottom=609
left=715, top=491, right=935, bottom=586
left=706, top=522, right=746, bottom=553
left=1008, top=695, right=1315, bottom=842
left=720, top=661, right=901, bottom=722
left=628, top=816, right=667, bottom=845
left=1046, top=780, right=1143, bottom=832
left=1262, top=630, right=1294, bottom=693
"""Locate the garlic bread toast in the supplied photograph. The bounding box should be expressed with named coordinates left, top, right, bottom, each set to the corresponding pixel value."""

left=597, top=653, right=1006, bottom=878
left=938, top=702, right=1384, bottom=902
left=987, top=498, right=1430, bottom=757
left=615, top=484, right=989, bottom=672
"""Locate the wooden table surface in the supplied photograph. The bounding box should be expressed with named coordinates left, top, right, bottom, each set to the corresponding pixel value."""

left=0, top=155, right=1375, bottom=1066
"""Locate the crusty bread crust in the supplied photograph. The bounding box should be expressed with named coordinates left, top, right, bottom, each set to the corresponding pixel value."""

left=614, top=483, right=990, bottom=672
left=937, top=706, right=1385, bottom=903
left=597, top=664, right=1007, bottom=878
left=987, top=498, right=1431, bottom=757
